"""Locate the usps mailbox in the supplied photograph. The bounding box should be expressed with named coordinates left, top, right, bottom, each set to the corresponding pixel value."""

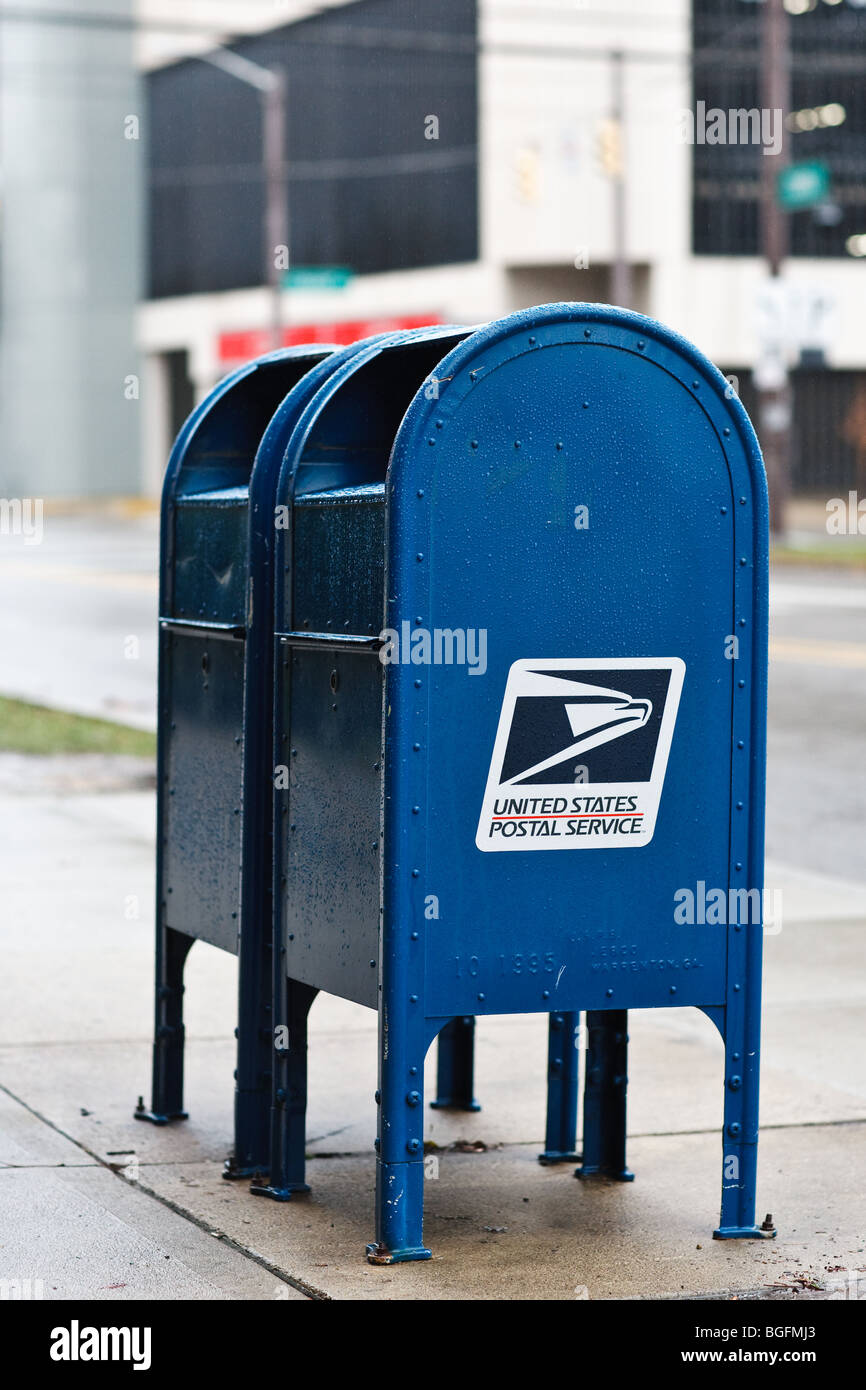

left=138, top=345, right=336, bottom=1178
left=248, top=324, right=471, bottom=1201
left=257, top=303, right=772, bottom=1264
left=230, top=337, right=409, bottom=1175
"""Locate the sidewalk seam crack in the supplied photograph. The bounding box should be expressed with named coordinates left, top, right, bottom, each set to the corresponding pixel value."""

left=0, top=1081, right=330, bottom=1302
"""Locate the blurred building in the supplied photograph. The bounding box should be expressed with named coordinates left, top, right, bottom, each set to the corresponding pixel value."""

left=0, top=0, right=142, bottom=498
left=2, top=1, right=864, bottom=498
left=139, top=0, right=866, bottom=500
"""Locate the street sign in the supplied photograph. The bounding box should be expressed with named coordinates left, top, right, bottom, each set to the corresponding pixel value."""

left=283, top=265, right=354, bottom=290
left=777, top=160, right=830, bottom=211
left=754, top=278, right=836, bottom=366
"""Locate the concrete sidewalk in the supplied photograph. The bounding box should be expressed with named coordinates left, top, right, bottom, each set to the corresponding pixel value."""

left=1, top=758, right=865, bottom=1300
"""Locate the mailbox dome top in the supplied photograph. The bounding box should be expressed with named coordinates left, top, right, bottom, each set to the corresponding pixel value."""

left=389, top=301, right=766, bottom=518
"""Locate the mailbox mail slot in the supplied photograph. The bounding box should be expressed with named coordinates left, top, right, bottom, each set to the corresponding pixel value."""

left=254, top=303, right=773, bottom=1265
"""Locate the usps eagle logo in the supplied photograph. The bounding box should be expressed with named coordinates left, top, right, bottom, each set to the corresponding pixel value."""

left=476, top=658, right=685, bottom=852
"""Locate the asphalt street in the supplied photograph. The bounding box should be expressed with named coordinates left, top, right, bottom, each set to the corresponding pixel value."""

left=0, top=511, right=159, bottom=730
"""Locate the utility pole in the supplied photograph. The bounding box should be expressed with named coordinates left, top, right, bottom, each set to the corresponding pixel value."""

left=263, top=70, right=288, bottom=352
left=200, top=48, right=288, bottom=353
left=610, top=49, right=632, bottom=310
left=759, top=0, right=792, bottom=537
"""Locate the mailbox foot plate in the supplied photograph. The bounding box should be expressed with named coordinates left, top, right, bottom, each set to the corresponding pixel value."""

left=538, top=1150, right=581, bottom=1166
left=222, top=1158, right=261, bottom=1181
left=365, top=1242, right=432, bottom=1265
left=249, top=1180, right=311, bottom=1201
left=429, top=1098, right=481, bottom=1112
left=134, top=1108, right=188, bottom=1125
left=713, top=1225, right=777, bottom=1240
left=575, top=1166, right=635, bottom=1183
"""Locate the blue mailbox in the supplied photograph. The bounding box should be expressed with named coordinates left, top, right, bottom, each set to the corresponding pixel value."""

left=230, top=338, right=404, bottom=1175
left=373, top=302, right=772, bottom=1260
left=139, top=330, right=499, bottom=1188
left=249, top=323, right=475, bottom=1202
left=264, top=302, right=772, bottom=1266
left=138, top=346, right=336, bottom=1179
left=233, top=328, right=481, bottom=1174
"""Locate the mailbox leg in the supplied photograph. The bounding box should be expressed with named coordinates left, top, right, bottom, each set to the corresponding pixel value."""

left=366, top=1023, right=431, bottom=1265
left=431, top=1017, right=481, bottom=1111
left=713, top=970, right=776, bottom=1239
left=575, top=1009, right=634, bottom=1182
left=250, top=978, right=317, bottom=1201
left=368, top=1149, right=430, bottom=1266
left=224, top=927, right=273, bottom=1180
left=136, top=926, right=194, bottom=1124
left=539, top=1012, right=581, bottom=1164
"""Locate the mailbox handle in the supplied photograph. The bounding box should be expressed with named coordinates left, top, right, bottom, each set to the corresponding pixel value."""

left=279, top=631, right=383, bottom=654
left=160, top=618, right=246, bottom=642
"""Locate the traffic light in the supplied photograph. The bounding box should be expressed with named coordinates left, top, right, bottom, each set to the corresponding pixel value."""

left=597, top=118, right=622, bottom=178
left=514, top=146, right=541, bottom=204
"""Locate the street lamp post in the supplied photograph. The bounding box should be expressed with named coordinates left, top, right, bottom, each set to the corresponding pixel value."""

left=610, top=49, right=632, bottom=311
left=760, top=0, right=792, bottom=538
left=199, top=48, right=288, bottom=352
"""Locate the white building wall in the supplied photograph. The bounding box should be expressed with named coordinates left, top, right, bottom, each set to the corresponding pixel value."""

left=479, top=0, right=691, bottom=272
left=136, top=0, right=365, bottom=69
left=137, top=0, right=866, bottom=494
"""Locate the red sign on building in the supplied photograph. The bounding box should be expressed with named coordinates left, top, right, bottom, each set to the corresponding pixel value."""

left=218, top=314, right=441, bottom=364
